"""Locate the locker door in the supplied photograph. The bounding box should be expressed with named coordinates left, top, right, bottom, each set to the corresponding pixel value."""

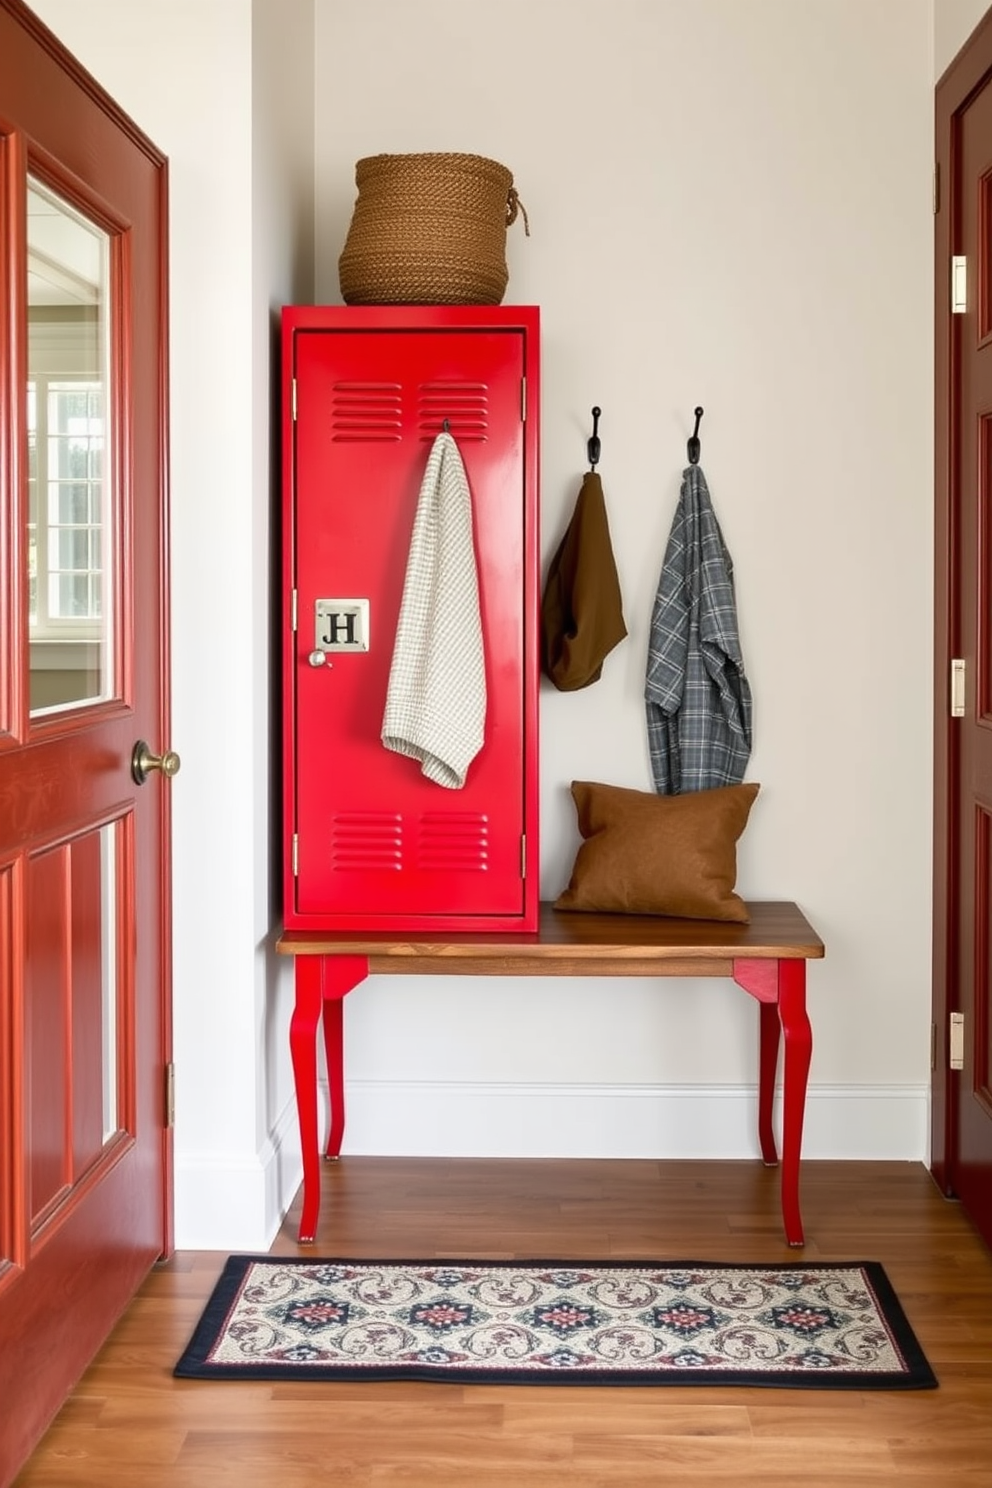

left=290, top=326, right=527, bottom=928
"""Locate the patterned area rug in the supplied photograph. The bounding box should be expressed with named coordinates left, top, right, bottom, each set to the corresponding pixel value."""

left=174, top=1256, right=936, bottom=1389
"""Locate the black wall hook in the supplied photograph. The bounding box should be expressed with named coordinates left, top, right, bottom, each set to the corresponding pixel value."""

left=587, top=406, right=602, bottom=470
left=687, top=406, right=704, bottom=465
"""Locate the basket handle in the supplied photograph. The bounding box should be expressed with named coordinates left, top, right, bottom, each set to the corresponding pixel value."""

left=507, top=187, right=530, bottom=236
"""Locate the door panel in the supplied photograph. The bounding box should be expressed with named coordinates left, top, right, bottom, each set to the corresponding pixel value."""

left=69, top=827, right=109, bottom=1176
left=975, top=808, right=992, bottom=1117
left=26, top=844, right=71, bottom=1223
left=0, top=2, right=171, bottom=1482
left=26, top=818, right=131, bottom=1235
left=0, top=857, right=18, bottom=1277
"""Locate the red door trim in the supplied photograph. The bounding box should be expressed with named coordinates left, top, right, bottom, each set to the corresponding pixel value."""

left=0, top=123, right=26, bottom=741
left=155, top=161, right=174, bottom=1258
left=932, top=13, right=992, bottom=1189
left=6, top=0, right=168, bottom=164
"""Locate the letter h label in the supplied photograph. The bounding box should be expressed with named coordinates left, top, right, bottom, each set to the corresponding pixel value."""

left=314, top=598, right=370, bottom=652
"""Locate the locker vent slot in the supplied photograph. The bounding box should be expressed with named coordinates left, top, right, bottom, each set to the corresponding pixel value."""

left=417, top=813, right=489, bottom=871
left=418, top=382, right=489, bottom=442
left=330, top=813, right=403, bottom=871
left=331, top=383, right=402, bottom=442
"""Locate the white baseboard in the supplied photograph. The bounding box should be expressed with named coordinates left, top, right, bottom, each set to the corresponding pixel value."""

left=174, top=1081, right=929, bottom=1250
left=174, top=1096, right=303, bottom=1251
left=337, top=1079, right=930, bottom=1162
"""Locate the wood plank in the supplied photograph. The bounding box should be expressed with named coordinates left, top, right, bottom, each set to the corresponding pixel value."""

left=277, top=901, right=825, bottom=966
left=13, top=1160, right=992, bottom=1488
left=368, top=955, right=736, bottom=978
left=17, top=1159, right=992, bottom=1488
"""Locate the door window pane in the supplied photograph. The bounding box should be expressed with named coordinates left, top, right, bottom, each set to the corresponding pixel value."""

left=27, top=180, right=114, bottom=715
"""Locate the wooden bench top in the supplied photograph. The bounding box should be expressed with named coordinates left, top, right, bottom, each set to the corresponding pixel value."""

left=276, top=900, right=824, bottom=978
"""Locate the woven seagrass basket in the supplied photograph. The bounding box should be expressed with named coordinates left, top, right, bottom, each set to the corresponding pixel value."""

left=338, top=152, right=529, bottom=306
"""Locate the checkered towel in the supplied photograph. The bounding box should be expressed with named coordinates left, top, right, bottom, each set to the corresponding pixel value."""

left=381, top=432, right=486, bottom=789
left=645, top=464, right=752, bottom=794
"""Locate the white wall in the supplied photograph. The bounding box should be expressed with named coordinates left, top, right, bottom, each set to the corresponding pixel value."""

left=27, top=0, right=943, bottom=1249
left=32, top=0, right=315, bottom=1247
left=934, top=0, right=990, bottom=76
left=315, top=0, right=936, bottom=1166
left=249, top=0, right=315, bottom=1221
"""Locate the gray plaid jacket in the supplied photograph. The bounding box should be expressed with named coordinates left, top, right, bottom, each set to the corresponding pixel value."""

left=644, top=465, right=752, bottom=794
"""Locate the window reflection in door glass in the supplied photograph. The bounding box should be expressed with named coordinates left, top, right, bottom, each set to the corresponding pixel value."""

left=27, top=180, right=114, bottom=715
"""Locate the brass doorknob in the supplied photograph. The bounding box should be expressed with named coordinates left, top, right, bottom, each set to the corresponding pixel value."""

left=131, top=740, right=182, bottom=785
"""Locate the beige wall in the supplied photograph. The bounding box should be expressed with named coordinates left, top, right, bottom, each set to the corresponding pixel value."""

left=26, top=0, right=943, bottom=1242
left=934, top=0, right=990, bottom=76
left=32, top=0, right=315, bottom=1247
left=315, top=0, right=935, bottom=1159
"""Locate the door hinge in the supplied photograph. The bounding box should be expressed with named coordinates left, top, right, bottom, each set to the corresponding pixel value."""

left=291, top=588, right=298, bottom=632
left=949, top=1012, right=965, bottom=1070
left=292, top=833, right=299, bottom=876
left=952, top=256, right=968, bottom=314
left=950, top=658, right=966, bottom=717
left=933, top=162, right=940, bottom=215
left=164, top=1062, right=175, bottom=1129
left=292, top=377, right=298, bottom=420
left=931, top=1022, right=937, bottom=1071
left=521, top=833, right=526, bottom=878
left=521, top=377, right=527, bottom=422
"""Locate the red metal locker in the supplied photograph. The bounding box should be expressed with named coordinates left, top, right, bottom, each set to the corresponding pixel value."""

left=281, top=305, right=540, bottom=932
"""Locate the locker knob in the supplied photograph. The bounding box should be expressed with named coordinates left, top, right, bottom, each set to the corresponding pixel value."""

left=308, top=650, right=329, bottom=668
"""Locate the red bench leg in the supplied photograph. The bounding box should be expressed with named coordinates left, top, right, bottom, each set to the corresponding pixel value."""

left=320, top=956, right=368, bottom=1157
left=322, top=996, right=346, bottom=1160
left=290, top=954, right=368, bottom=1244
left=733, top=957, right=812, bottom=1246
left=289, top=956, right=323, bottom=1245
left=777, top=958, right=812, bottom=1248
left=758, top=1000, right=781, bottom=1166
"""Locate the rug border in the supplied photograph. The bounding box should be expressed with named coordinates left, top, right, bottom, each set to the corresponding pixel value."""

left=173, top=1255, right=937, bottom=1391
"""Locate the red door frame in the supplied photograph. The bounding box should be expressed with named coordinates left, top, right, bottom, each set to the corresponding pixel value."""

left=932, top=10, right=992, bottom=1194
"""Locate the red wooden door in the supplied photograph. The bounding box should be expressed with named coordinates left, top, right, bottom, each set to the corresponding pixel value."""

left=284, top=308, right=539, bottom=932
left=0, top=4, right=172, bottom=1481
left=935, top=19, right=992, bottom=1253
left=947, top=75, right=992, bottom=1246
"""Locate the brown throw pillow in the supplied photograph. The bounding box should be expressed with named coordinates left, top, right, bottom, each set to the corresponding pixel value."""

left=555, top=780, right=760, bottom=923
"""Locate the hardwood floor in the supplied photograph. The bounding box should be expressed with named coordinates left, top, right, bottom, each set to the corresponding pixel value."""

left=13, top=1158, right=992, bottom=1486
